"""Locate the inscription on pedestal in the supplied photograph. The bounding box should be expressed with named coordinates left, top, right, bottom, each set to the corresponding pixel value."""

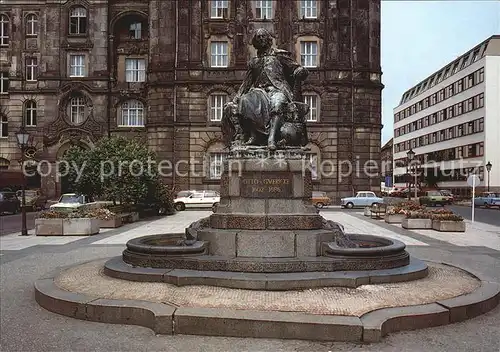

left=240, top=173, right=293, bottom=198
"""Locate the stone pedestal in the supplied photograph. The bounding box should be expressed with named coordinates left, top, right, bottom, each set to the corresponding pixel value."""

left=203, top=149, right=324, bottom=259
left=210, top=149, right=321, bottom=231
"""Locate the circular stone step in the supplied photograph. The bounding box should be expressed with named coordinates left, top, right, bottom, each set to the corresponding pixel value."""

left=34, top=259, right=500, bottom=343
left=104, top=256, right=428, bottom=290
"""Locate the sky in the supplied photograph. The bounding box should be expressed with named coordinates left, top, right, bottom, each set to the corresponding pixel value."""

left=380, top=0, right=500, bottom=144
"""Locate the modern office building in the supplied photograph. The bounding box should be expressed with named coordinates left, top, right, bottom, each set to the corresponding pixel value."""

left=392, top=35, right=500, bottom=196
left=0, top=0, right=383, bottom=200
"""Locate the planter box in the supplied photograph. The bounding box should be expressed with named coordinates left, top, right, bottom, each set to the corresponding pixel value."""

left=99, top=217, right=122, bottom=228
left=432, top=220, right=466, bottom=232
left=385, top=214, right=406, bottom=224
left=130, top=212, right=139, bottom=222
left=402, top=218, right=432, bottom=229
left=35, top=219, right=63, bottom=236
left=62, top=218, right=100, bottom=236
left=364, top=207, right=371, bottom=216
left=122, top=212, right=140, bottom=223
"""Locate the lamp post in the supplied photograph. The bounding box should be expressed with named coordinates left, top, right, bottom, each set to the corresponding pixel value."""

left=486, top=161, right=492, bottom=192
left=16, top=126, right=31, bottom=236
left=407, top=148, right=415, bottom=200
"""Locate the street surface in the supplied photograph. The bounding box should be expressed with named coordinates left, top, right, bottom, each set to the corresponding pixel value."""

left=1, top=209, right=499, bottom=351
left=0, top=211, right=37, bottom=236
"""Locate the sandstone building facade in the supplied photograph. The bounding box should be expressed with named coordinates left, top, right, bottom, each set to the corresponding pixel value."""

left=0, top=0, right=382, bottom=201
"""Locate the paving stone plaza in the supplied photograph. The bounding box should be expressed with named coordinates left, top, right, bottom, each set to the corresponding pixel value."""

left=2, top=209, right=500, bottom=351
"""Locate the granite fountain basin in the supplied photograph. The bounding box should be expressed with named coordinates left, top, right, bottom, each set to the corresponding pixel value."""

left=125, top=233, right=208, bottom=256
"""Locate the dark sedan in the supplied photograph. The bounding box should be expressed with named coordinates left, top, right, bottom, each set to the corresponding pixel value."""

left=0, top=191, right=21, bottom=215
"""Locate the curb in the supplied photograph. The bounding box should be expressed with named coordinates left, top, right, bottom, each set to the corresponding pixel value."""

left=34, top=262, right=500, bottom=342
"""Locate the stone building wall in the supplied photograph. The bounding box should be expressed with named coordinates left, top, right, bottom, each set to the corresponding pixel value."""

left=0, top=0, right=382, bottom=202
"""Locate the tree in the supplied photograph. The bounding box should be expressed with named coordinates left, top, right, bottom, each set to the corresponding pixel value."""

left=62, top=136, right=169, bottom=207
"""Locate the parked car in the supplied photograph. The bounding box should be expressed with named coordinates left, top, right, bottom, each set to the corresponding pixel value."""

left=390, top=187, right=422, bottom=198
left=439, top=189, right=454, bottom=204
left=419, top=190, right=450, bottom=206
left=340, top=191, right=384, bottom=209
left=0, top=191, right=21, bottom=215
left=16, top=189, right=48, bottom=211
left=473, top=192, right=500, bottom=207
left=173, top=190, right=220, bottom=211
left=49, top=193, right=96, bottom=211
left=312, top=191, right=332, bottom=208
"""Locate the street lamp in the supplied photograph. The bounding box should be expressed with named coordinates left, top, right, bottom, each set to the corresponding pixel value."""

left=486, top=161, right=492, bottom=192
left=407, top=148, right=415, bottom=200
left=16, top=126, right=31, bottom=236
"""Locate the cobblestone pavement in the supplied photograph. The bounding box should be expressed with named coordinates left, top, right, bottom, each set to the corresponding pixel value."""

left=55, top=259, right=479, bottom=316
left=1, top=209, right=499, bottom=351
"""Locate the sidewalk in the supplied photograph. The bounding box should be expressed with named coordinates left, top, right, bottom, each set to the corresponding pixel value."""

left=2, top=210, right=499, bottom=252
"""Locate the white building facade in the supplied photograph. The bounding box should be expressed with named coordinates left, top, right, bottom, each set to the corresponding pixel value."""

left=392, top=35, right=500, bottom=197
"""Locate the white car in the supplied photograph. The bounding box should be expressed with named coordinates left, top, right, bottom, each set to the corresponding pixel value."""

left=173, top=190, right=220, bottom=211
left=340, top=191, right=384, bottom=209
left=49, top=193, right=96, bottom=211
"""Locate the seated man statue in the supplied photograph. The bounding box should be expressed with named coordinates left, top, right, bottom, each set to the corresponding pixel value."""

left=221, top=28, right=310, bottom=150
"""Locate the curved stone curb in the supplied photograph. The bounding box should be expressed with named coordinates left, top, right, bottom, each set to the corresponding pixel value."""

left=104, top=256, right=429, bottom=290
left=34, top=261, right=500, bottom=342
left=34, top=278, right=175, bottom=335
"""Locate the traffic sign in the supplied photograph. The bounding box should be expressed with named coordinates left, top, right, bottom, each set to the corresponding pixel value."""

left=467, top=174, right=481, bottom=223
left=467, top=174, right=481, bottom=187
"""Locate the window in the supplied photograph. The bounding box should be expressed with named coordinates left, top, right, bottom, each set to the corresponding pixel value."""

left=0, top=72, right=8, bottom=94
left=300, top=41, right=318, bottom=67
left=69, top=7, right=87, bottom=35
left=478, top=68, right=484, bottom=82
left=209, top=153, right=225, bottom=179
left=467, top=98, right=473, bottom=112
left=255, top=0, right=272, bottom=19
left=209, top=94, right=227, bottom=121
left=129, top=22, right=142, bottom=39
left=471, top=49, right=480, bottom=63
left=211, top=0, right=228, bottom=19
left=307, top=153, right=318, bottom=179
left=70, top=97, right=86, bottom=124
left=300, top=0, right=317, bottom=19
left=26, top=57, right=37, bottom=81
left=25, top=14, right=38, bottom=36
left=125, top=58, right=146, bottom=82
left=461, top=56, right=468, bottom=68
left=69, top=55, right=85, bottom=77
left=478, top=93, right=484, bottom=108
left=0, top=158, right=9, bottom=169
left=0, top=115, right=7, bottom=137
left=303, top=93, right=318, bottom=122
left=120, top=100, right=144, bottom=126
left=0, top=14, right=8, bottom=46
left=210, top=41, right=228, bottom=67
left=25, top=100, right=37, bottom=126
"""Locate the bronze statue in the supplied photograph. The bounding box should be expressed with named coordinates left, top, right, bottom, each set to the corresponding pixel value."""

left=221, top=28, right=310, bottom=150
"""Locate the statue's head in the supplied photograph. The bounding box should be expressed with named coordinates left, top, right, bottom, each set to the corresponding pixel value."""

left=251, top=28, right=273, bottom=50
